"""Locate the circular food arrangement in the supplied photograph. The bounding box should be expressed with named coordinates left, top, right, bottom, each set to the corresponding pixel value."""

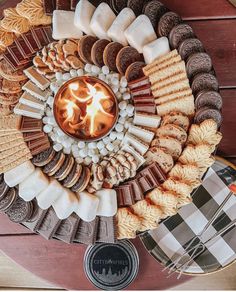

left=0, top=0, right=223, bottom=245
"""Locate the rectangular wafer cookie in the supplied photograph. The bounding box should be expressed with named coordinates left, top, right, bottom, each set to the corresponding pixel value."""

left=153, top=79, right=191, bottom=98
left=151, top=72, right=187, bottom=91
left=155, top=88, right=193, bottom=105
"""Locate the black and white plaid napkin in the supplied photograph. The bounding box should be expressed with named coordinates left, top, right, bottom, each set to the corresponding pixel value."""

left=141, top=160, right=236, bottom=274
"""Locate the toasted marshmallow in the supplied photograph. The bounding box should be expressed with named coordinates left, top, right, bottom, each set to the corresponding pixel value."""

left=52, top=10, right=83, bottom=40
left=90, top=3, right=116, bottom=40
left=75, top=191, right=99, bottom=222
left=53, top=189, right=79, bottom=219
left=19, top=168, right=49, bottom=202
left=4, top=161, right=35, bottom=187
left=96, top=189, right=117, bottom=217
left=107, top=8, right=136, bottom=46
left=74, top=0, right=96, bottom=35
left=124, top=15, right=157, bottom=53
left=143, top=37, right=170, bottom=64
left=36, top=179, right=64, bottom=210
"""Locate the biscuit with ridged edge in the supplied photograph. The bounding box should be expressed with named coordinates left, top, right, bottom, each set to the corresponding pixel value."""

left=161, top=112, right=190, bottom=131
left=145, top=147, right=174, bottom=174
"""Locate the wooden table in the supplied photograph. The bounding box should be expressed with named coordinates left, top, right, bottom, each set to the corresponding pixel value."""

left=1, top=0, right=236, bottom=290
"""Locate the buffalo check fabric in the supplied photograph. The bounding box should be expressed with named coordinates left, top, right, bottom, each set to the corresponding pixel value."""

left=140, top=160, right=236, bottom=274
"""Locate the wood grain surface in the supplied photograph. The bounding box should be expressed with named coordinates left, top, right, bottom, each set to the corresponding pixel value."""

left=0, top=0, right=236, bottom=290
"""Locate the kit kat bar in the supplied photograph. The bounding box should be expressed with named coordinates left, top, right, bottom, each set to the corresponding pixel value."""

left=54, top=213, right=80, bottom=243
left=43, top=0, right=56, bottom=15
left=96, top=216, right=117, bottom=244
left=73, top=217, right=99, bottom=245
left=56, top=0, right=71, bottom=10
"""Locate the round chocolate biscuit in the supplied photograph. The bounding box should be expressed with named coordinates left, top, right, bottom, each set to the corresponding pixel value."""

left=194, top=107, right=222, bottom=128
left=0, top=188, right=17, bottom=212
left=111, top=0, right=128, bottom=13
left=127, top=0, right=148, bottom=16
left=169, top=23, right=195, bottom=49
left=143, top=0, right=169, bottom=28
left=71, top=166, right=90, bottom=193
left=43, top=151, right=64, bottom=175
left=103, top=42, right=123, bottom=72
left=195, top=90, right=223, bottom=111
left=32, top=147, right=55, bottom=167
left=0, top=180, right=9, bottom=200
left=54, top=155, right=75, bottom=181
left=91, top=39, right=110, bottom=67
left=116, top=46, right=144, bottom=75
left=6, top=197, right=33, bottom=223
left=158, top=12, right=182, bottom=37
left=125, top=61, right=145, bottom=82
left=78, top=35, right=98, bottom=64
left=191, top=73, right=219, bottom=95
left=178, top=38, right=205, bottom=61
left=63, top=163, right=83, bottom=188
left=186, top=52, right=212, bottom=79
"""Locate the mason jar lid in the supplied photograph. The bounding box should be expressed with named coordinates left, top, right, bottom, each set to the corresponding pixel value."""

left=84, top=240, right=139, bottom=290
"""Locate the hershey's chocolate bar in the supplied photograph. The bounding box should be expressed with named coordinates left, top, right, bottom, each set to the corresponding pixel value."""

left=54, top=213, right=80, bottom=243
left=96, top=216, right=117, bottom=244
left=23, top=131, right=46, bottom=142
left=31, top=27, right=49, bottom=49
left=115, top=184, right=135, bottom=207
left=22, top=31, right=41, bottom=52
left=43, top=0, right=56, bottom=15
left=56, top=0, right=71, bottom=10
left=74, top=217, right=99, bottom=245
left=14, top=37, right=32, bottom=58
left=71, top=0, right=79, bottom=10
left=20, top=117, right=43, bottom=133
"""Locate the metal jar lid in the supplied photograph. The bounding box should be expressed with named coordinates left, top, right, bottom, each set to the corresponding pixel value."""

left=84, top=240, right=139, bottom=290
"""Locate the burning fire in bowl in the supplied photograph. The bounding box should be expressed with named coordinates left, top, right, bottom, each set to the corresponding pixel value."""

left=53, top=76, right=119, bottom=142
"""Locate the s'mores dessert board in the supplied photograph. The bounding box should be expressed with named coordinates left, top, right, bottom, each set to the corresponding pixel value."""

left=0, top=0, right=223, bottom=245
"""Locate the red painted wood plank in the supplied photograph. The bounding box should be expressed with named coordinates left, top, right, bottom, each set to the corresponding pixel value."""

left=0, top=235, right=191, bottom=290
left=0, top=213, right=33, bottom=235
left=188, top=20, right=236, bottom=88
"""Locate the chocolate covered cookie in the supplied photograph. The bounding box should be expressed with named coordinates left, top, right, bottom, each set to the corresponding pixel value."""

left=91, top=39, right=110, bottom=67
left=54, top=155, right=75, bottom=181
left=43, top=151, right=65, bottom=176
left=125, top=61, right=145, bottom=82
left=169, top=23, right=195, bottom=49
left=191, top=73, right=219, bottom=95
left=116, top=46, right=143, bottom=75
left=158, top=12, right=182, bottom=37
left=186, top=52, right=212, bottom=79
left=143, top=0, right=169, bottom=27
left=32, top=147, right=55, bottom=167
left=78, top=35, right=98, bottom=64
left=194, top=107, right=222, bottom=128
left=104, top=42, right=123, bottom=72
left=63, top=163, right=83, bottom=188
left=71, top=166, right=90, bottom=193
left=178, top=38, right=205, bottom=61
left=195, top=90, right=223, bottom=111
left=6, top=196, right=33, bottom=223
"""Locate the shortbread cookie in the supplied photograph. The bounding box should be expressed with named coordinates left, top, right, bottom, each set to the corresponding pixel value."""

left=151, top=136, right=182, bottom=160
left=161, top=112, right=190, bottom=131
left=0, top=59, right=27, bottom=82
left=163, top=177, right=192, bottom=198
left=145, top=147, right=174, bottom=173
left=155, top=124, right=187, bottom=145
left=1, top=8, right=31, bottom=34
left=0, top=25, right=15, bottom=48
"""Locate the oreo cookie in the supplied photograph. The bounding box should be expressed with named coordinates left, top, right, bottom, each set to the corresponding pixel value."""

left=79, top=35, right=98, bottom=64
left=116, top=46, right=143, bottom=75
left=178, top=38, right=205, bottom=61
left=71, top=166, right=90, bottom=193
left=0, top=179, right=9, bottom=200
left=0, top=188, right=17, bottom=212
left=143, top=0, right=169, bottom=27
left=169, top=23, right=195, bottom=49
left=195, top=90, right=223, bottom=111
left=127, top=0, right=147, bottom=16
left=194, top=107, right=222, bottom=128
left=191, top=73, right=219, bottom=95
left=125, top=61, right=145, bottom=82
left=104, top=42, right=123, bottom=72
left=6, top=196, right=33, bottom=223
left=91, top=39, right=110, bottom=67
left=84, top=240, right=139, bottom=290
left=54, top=155, right=75, bottom=181
left=32, top=147, right=55, bottom=167
left=186, top=52, right=212, bottom=79
left=158, top=12, right=182, bottom=37
left=43, top=151, right=65, bottom=176
left=111, top=0, right=128, bottom=13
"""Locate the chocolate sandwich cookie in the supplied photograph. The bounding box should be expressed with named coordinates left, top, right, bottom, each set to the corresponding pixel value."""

left=54, top=155, right=75, bottom=181
left=186, top=52, right=212, bottom=79
left=116, top=46, right=143, bottom=75
left=195, top=90, right=223, bottom=111
left=91, top=39, right=110, bottom=67
left=169, top=23, right=195, bottom=49
left=88, top=0, right=103, bottom=6
left=191, top=73, right=219, bottom=95
left=6, top=196, right=33, bottom=223
left=158, top=12, right=182, bottom=37
left=32, top=147, right=55, bottom=167
left=0, top=179, right=9, bottom=200
left=194, top=107, right=222, bottom=128
left=127, top=0, right=148, bottom=16
left=43, top=0, right=56, bottom=15
left=125, top=61, right=145, bottom=82
left=178, top=38, right=205, bottom=61
left=143, top=0, right=169, bottom=28
left=43, top=151, right=66, bottom=176
left=63, top=163, right=83, bottom=188
left=103, top=42, right=123, bottom=72
left=71, top=166, right=91, bottom=193
left=78, top=35, right=98, bottom=64
left=0, top=188, right=17, bottom=212
left=111, top=0, right=128, bottom=13
left=56, top=0, right=71, bottom=10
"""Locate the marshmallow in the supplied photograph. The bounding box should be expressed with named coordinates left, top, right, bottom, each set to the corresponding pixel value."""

left=143, top=37, right=170, bottom=64
left=75, top=191, right=99, bottom=222
left=90, top=3, right=116, bottom=40
left=36, top=179, right=64, bottom=210
left=19, top=169, right=49, bottom=202
left=52, top=10, right=83, bottom=40
left=124, top=15, right=157, bottom=53
left=96, top=189, right=117, bottom=217
left=74, top=0, right=96, bottom=35
left=107, top=8, right=136, bottom=46
left=4, top=161, right=35, bottom=187
left=53, top=189, right=79, bottom=219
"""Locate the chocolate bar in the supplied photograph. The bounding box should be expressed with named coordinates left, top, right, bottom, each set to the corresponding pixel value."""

left=43, top=0, right=56, bottom=15
left=138, top=176, right=153, bottom=193
left=42, top=26, right=54, bottom=43
left=22, top=31, right=41, bottom=53
left=20, top=117, right=43, bottom=133
left=24, top=67, right=50, bottom=90
left=14, top=37, right=32, bottom=58
left=6, top=44, right=30, bottom=66
left=74, top=217, right=99, bottom=245
left=28, top=135, right=49, bottom=149
left=71, top=0, right=79, bottom=10
left=31, top=27, right=49, bottom=49
left=129, top=179, right=144, bottom=202
left=56, top=0, right=71, bottom=10
left=96, top=216, right=117, bottom=244
left=37, top=207, right=61, bottom=240
left=3, top=53, right=19, bottom=71
left=54, top=213, right=80, bottom=243
left=23, top=131, right=45, bottom=142
left=115, top=184, right=135, bottom=207
left=30, top=141, right=51, bottom=156
left=128, top=76, right=150, bottom=90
